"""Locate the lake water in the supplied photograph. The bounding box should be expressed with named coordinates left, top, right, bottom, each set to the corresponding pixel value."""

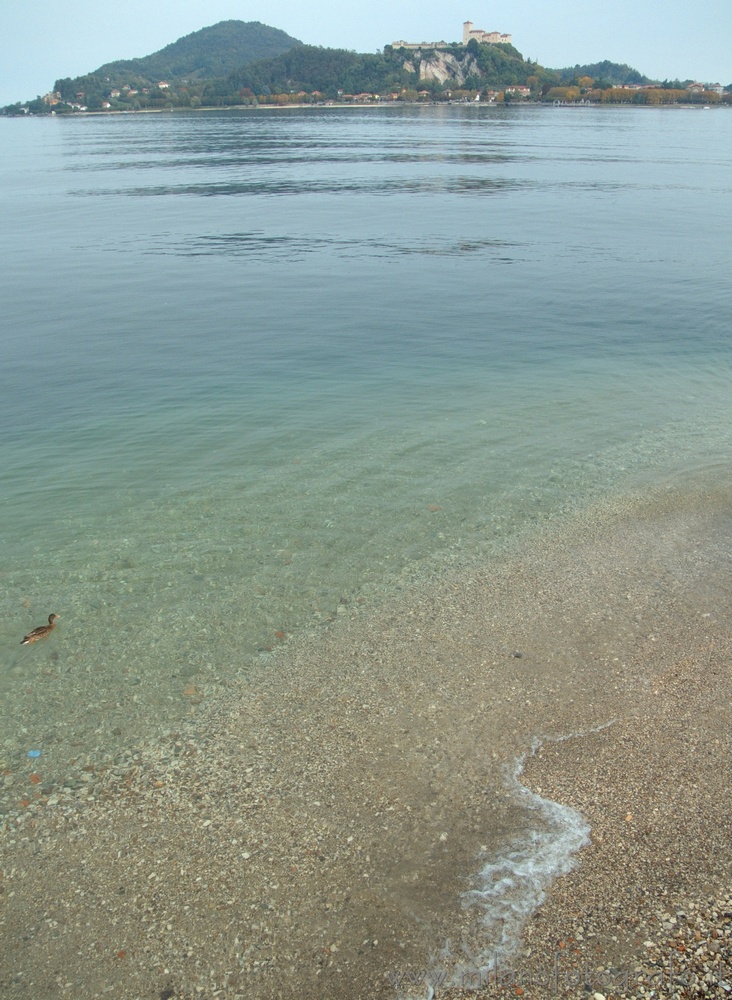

left=1, top=104, right=731, bottom=975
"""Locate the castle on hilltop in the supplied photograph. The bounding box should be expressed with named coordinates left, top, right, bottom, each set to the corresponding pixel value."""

left=392, top=19, right=511, bottom=50
left=463, top=20, right=512, bottom=46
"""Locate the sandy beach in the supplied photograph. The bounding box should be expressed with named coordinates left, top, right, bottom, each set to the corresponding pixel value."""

left=1, top=485, right=731, bottom=999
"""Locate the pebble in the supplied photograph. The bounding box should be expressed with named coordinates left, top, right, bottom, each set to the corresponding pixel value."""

left=443, top=891, right=732, bottom=999
left=1, top=511, right=730, bottom=1000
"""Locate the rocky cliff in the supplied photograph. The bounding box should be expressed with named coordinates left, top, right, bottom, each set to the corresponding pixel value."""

left=404, top=50, right=480, bottom=87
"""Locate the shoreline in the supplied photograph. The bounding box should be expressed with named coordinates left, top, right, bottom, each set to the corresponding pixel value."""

left=4, top=101, right=727, bottom=120
left=1, top=486, right=731, bottom=998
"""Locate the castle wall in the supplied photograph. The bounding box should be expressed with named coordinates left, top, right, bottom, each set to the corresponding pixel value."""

left=392, top=20, right=511, bottom=51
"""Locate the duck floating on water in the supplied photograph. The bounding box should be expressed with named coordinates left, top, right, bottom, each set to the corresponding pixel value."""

left=20, top=614, right=60, bottom=645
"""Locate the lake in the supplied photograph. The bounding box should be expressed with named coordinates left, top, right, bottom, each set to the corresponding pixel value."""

left=1, top=103, right=731, bottom=982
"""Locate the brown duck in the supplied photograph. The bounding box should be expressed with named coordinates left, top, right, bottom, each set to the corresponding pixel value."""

left=20, top=614, right=60, bottom=645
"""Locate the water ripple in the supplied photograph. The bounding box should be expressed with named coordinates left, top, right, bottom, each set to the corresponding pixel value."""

left=72, top=177, right=532, bottom=197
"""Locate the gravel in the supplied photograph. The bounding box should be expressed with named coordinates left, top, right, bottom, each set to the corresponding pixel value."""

left=1, top=489, right=731, bottom=1000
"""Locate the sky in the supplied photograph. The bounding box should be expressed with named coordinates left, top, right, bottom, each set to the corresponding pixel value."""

left=1, top=0, right=730, bottom=105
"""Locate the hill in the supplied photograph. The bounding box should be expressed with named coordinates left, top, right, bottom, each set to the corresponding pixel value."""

left=203, top=41, right=558, bottom=104
left=552, top=60, right=651, bottom=87
left=5, top=20, right=727, bottom=115
left=53, top=21, right=302, bottom=108
left=211, top=45, right=420, bottom=100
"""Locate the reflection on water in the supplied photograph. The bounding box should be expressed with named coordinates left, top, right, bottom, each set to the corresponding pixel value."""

left=76, top=176, right=532, bottom=197
left=118, top=231, right=522, bottom=260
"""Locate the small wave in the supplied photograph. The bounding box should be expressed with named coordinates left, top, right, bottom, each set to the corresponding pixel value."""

left=450, top=723, right=615, bottom=985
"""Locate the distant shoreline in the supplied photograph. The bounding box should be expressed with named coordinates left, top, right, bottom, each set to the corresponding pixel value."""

left=6, top=100, right=725, bottom=119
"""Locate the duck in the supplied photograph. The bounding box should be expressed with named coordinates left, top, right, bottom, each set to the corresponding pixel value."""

left=20, top=614, right=60, bottom=645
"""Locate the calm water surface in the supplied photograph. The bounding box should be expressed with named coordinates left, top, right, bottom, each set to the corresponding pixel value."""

left=1, top=104, right=731, bottom=782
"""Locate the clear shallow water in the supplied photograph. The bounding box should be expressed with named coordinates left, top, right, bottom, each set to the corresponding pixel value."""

left=1, top=104, right=731, bottom=780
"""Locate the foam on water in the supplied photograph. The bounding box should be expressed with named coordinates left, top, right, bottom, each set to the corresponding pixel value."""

left=454, top=725, right=618, bottom=984
left=393, top=725, right=616, bottom=999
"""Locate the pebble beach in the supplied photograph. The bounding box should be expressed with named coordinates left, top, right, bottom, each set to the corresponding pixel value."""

left=1, top=485, right=731, bottom=999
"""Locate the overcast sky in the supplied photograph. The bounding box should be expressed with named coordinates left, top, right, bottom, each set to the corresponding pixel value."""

left=2, top=0, right=730, bottom=105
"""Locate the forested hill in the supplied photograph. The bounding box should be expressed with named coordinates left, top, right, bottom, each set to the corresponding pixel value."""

left=29, top=28, right=561, bottom=111
left=553, top=60, right=651, bottom=86
left=54, top=21, right=302, bottom=105
left=6, top=18, right=727, bottom=114
left=214, top=45, right=431, bottom=100
left=206, top=41, right=557, bottom=103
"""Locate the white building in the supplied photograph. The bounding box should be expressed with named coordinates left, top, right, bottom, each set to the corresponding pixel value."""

left=392, top=20, right=512, bottom=50
left=462, top=20, right=512, bottom=46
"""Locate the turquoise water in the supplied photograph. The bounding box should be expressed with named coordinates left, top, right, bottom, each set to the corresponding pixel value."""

left=1, top=104, right=731, bottom=783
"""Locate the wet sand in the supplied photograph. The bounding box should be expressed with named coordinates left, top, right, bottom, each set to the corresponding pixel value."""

left=1, top=486, right=731, bottom=999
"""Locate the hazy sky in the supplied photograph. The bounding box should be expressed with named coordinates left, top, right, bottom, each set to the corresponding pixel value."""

left=2, top=0, right=730, bottom=105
